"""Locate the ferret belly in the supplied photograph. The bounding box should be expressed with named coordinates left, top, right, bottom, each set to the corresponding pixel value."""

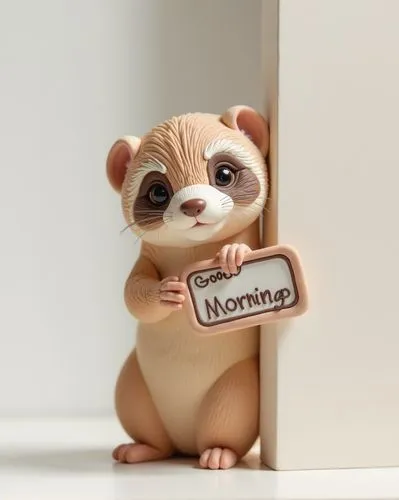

left=135, top=312, right=259, bottom=455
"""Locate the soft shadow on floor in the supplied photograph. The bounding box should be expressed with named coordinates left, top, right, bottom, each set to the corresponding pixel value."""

left=0, top=449, right=112, bottom=475
left=0, top=448, right=268, bottom=475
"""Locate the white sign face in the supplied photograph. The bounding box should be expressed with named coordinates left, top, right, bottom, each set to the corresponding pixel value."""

left=181, top=245, right=308, bottom=335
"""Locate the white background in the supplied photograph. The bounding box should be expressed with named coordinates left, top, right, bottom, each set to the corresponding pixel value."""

left=0, top=0, right=262, bottom=417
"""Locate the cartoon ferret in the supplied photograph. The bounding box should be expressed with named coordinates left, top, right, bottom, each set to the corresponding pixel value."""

left=106, top=105, right=269, bottom=469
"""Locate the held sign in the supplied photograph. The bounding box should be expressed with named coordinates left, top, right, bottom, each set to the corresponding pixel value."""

left=180, top=245, right=308, bottom=335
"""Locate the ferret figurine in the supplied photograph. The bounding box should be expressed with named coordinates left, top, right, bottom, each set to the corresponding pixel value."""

left=106, top=105, right=269, bottom=469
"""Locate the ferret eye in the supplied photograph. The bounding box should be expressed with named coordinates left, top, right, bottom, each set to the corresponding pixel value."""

left=147, top=183, right=169, bottom=206
left=215, top=164, right=236, bottom=187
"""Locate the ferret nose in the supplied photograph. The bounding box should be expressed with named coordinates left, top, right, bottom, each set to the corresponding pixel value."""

left=180, top=198, right=207, bottom=217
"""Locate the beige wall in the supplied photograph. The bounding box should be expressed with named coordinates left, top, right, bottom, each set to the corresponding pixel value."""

left=261, top=0, right=399, bottom=470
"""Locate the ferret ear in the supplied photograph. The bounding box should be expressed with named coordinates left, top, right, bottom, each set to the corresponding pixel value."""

left=221, top=105, right=269, bottom=156
left=106, top=136, right=141, bottom=192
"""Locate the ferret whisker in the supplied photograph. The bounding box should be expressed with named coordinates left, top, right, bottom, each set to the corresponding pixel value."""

left=133, top=228, right=150, bottom=243
left=133, top=214, right=165, bottom=218
left=255, top=204, right=271, bottom=215
left=134, top=210, right=166, bottom=215
left=134, top=234, right=144, bottom=244
left=220, top=199, right=232, bottom=207
left=163, top=213, right=174, bottom=224
left=120, top=221, right=138, bottom=234
left=252, top=200, right=272, bottom=214
left=120, top=215, right=168, bottom=234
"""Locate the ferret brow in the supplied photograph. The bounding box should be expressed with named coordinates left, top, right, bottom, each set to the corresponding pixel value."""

left=203, top=138, right=258, bottom=172
left=141, top=157, right=167, bottom=175
left=131, top=159, right=167, bottom=189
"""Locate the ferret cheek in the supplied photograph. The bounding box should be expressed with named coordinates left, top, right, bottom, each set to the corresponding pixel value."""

left=201, top=198, right=234, bottom=222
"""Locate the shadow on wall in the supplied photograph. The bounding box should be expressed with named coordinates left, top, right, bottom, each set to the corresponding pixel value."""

left=142, top=0, right=262, bottom=123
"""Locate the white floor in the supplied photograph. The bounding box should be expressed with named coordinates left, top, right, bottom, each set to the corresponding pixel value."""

left=1, top=418, right=399, bottom=500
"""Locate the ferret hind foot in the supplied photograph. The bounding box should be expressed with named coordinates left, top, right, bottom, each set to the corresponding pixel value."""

left=112, top=442, right=172, bottom=464
left=199, top=447, right=238, bottom=470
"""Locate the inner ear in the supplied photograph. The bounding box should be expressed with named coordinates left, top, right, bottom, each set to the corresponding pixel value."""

left=221, top=106, right=269, bottom=156
left=106, top=136, right=141, bottom=193
left=236, top=109, right=266, bottom=153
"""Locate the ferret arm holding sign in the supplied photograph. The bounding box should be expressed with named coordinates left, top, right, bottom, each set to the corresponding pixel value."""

left=106, top=106, right=308, bottom=470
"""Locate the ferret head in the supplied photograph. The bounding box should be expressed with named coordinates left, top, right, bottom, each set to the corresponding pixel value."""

left=106, top=105, right=269, bottom=248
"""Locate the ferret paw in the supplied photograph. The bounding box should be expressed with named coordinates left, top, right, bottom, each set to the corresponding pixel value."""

left=158, top=276, right=187, bottom=311
left=112, top=443, right=168, bottom=464
left=216, top=243, right=252, bottom=275
left=199, top=448, right=238, bottom=470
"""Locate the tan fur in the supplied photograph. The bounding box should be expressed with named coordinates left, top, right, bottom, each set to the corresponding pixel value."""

left=107, top=106, right=269, bottom=469
left=196, top=356, right=259, bottom=457
left=114, top=350, right=174, bottom=460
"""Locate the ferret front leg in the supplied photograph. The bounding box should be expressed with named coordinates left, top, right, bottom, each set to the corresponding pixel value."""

left=124, top=255, right=186, bottom=323
left=195, top=356, right=259, bottom=469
